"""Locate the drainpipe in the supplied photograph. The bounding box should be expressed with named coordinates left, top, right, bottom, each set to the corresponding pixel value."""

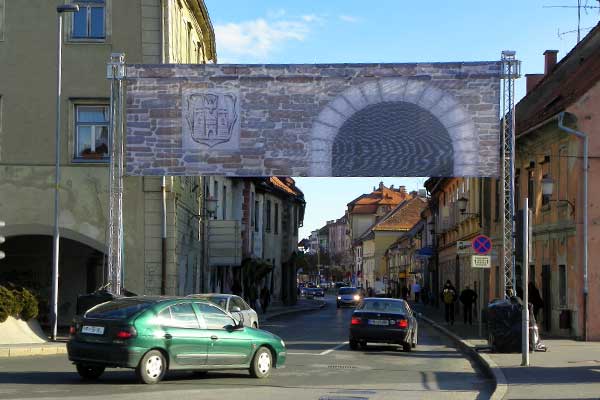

left=161, top=176, right=167, bottom=295
left=557, top=111, right=588, bottom=341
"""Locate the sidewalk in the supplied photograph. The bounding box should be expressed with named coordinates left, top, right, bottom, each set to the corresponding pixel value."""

left=0, top=298, right=325, bottom=358
left=414, top=302, right=600, bottom=399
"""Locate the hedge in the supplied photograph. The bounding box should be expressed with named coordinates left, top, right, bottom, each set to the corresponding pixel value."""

left=0, top=285, right=39, bottom=323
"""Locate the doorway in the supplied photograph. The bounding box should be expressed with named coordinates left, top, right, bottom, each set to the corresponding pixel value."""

left=542, top=265, right=551, bottom=331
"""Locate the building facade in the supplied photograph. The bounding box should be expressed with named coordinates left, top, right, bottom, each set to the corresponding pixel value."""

left=0, top=0, right=216, bottom=325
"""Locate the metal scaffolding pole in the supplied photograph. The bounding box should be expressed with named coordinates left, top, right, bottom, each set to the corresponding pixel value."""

left=107, top=53, right=126, bottom=296
left=500, top=51, right=521, bottom=298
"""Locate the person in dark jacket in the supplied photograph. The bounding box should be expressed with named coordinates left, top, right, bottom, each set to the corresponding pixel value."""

left=459, top=285, right=478, bottom=325
left=260, top=285, right=271, bottom=314
left=441, top=280, right=457, bottom=325
left=528, top=281, right=544, bottom=320
left=231, top=280, right=243, bottom=297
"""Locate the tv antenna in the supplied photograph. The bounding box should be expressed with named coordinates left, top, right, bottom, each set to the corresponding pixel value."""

left=544, top=0, right=600, bottom=42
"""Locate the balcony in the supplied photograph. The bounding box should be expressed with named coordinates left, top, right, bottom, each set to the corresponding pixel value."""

left=208, top=220, right=242, bottom=267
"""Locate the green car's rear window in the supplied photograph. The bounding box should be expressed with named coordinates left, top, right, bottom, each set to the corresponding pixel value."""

left=85, top=299, right=153, bottom=319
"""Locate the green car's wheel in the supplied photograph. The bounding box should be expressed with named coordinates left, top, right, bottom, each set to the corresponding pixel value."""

left=76, top=364, right=105, bottom=380
left=250, top=347, right=272, bottom=379
left=136, top=350, right=167, bottom=384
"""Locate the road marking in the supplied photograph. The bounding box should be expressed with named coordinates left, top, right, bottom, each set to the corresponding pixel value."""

left=319, top=341, right=349, bottom=355
left=287, top=342, right=348, bottom=356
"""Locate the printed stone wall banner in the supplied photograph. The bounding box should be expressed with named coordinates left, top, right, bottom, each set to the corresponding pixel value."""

left=126, top=62, right=502, bottom=177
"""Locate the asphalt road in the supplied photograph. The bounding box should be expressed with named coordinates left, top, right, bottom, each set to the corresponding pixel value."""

left=0, top=296, right=493, bottom=400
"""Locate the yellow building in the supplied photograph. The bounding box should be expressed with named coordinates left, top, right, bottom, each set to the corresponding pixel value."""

left=0, top=0, right=216, bottom=326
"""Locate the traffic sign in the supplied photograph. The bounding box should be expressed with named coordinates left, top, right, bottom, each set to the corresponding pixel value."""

left=471, top=255, right=491, bottom=268
left=457, top=241, right=473, bottom=254
left=472, top=235, right=492, bottom=255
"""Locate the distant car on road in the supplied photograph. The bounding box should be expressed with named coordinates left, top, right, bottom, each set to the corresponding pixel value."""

left=349, top=298, right=418, bottom=352
left=187, top=293, right=259, bottom=328
left=305, top=287, right=325, bottom=298
left=336, top=287, right=362, bottom=308
left=67, top=297, right=286, bottom=384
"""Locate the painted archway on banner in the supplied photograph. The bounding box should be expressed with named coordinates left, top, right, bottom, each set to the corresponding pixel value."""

left=125, top=62, right=501, bottom=177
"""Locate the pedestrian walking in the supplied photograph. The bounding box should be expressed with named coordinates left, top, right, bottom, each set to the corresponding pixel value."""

left=441, top=280, right=457, bottom=325
left=231, top=280, right=242, bottom=297
left=528, top=281, right=544, bottom=320
left=260, top=285, right=271, bottom=314
left=412, top=281, right=421, bottom=303
left=459, top=285, right=477, bottom=325
left=421, top=286, right=429, bottom=305
left=401, top=285, right=409, bottom=300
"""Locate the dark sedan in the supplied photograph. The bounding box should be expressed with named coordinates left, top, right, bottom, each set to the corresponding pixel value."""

left=349, top=298, right=418, bottom=352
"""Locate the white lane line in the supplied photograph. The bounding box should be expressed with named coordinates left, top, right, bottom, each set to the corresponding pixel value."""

left=319, top=341, right=349, bottom=355
left=287, top=341, right=349, bottom=356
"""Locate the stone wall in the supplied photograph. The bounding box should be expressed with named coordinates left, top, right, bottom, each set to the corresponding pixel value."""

left=126, top=62, right=501, bottom=177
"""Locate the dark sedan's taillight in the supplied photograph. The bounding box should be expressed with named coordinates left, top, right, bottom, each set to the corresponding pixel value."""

left=351, top=317, right=362, bottom=325
left=397, top=319, right=408, bottom=328
left=115, top=326, right=137, bottom=340
left=69, top=325, right=76, bottom=335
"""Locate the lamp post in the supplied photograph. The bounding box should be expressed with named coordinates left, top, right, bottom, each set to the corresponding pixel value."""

left=201, top=195, right=217, bottom=292
left=51, top=4, right=79, bottom=342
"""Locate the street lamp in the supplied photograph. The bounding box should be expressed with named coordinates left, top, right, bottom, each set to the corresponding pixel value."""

left=205, top=196, right=218, bottom=218
left=51, top=4, right=79, bottom=341
left=457, top=196, right=480, bottom=217
left=541, top=174, right=575, bottom=214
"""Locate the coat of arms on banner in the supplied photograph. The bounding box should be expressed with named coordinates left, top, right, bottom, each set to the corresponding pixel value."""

left=182, top=89, right=240, bottom=149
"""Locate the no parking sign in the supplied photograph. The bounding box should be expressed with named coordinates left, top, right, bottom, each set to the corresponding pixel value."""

left=472, top=235, right=492, bottom=255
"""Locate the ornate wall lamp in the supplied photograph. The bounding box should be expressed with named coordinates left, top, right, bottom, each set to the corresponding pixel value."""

left=541, top=175, right=575, bottom=215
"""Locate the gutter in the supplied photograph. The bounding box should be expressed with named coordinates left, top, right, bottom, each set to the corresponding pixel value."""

left=557, top=111, right=589, bottom=341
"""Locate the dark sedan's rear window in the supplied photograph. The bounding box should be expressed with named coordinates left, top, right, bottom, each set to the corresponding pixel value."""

left=338, top=288, right=358, bottom=295
left=85, top=299, right=153, bottom=319
left=357, top=300, right=407, bottom=314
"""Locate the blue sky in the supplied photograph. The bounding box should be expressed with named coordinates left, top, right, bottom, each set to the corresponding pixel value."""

left=204, top=0, right=599, bottom=239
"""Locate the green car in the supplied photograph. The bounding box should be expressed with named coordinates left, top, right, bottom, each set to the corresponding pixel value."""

left=67, top=296, right=286, bottom=384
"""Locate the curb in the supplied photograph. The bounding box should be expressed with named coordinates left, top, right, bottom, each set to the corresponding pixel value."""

left=259, top=300, right=326, bottom=323
left=418, top=314, right=508, bottom=400
left=0, top=343, right=67, bottom=358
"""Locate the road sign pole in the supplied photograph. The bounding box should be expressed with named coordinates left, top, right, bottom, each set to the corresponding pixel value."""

left=521, top=198, right=530, bottom=366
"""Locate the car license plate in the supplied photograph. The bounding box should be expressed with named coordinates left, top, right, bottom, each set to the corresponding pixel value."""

left=81, top=325, right=104, bottom=335
left=368, top=319, right=389, bottom=326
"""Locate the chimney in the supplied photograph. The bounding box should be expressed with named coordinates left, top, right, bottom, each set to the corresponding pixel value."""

left=399, top=185, right=407, bottom=194
left=379, top=181, right=384, bottom=190
left=526, top=74, right=544, bottom=94
left=390, top=184, right=394, bottom=190
left=543, top=50, right=558, bottom=75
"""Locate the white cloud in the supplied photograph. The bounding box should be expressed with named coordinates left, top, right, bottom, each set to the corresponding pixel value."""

left=339, top=15, right=359, bottom=23
left=214, top=18, right=312, bottom=62
left=301, top=14, right=319, bottom=22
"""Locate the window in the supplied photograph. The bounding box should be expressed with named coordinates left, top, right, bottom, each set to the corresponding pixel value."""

left=250, top=192, right=255, bottom=228
left=72, top=0, right=106, bottom=39
left=74, top=105, right=109, bottom=161
left=265, top=200, right=271, bottom=232
left=0, top=0, right=5, bottom=41
left=559, top=265, right=567, bottom=306
left=293, top=206, right=298, bottom=235
left=254, top=200, right=259, bottom=232
left=231, top=296, right=249, bottom=311
left=160, top=303, right=200, bottom=329
left=528, top=166, right=535, bottom=209
left=195, top=302, right=234, bottom=330
left=222, top=185, right=227, bottom=220
left=274, top=203, right=279, bottom=234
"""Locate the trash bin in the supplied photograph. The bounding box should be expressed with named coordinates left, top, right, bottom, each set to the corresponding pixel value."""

left=487, top=298, right=545, bottom=353
left=76, top=290, right=117, bottom=316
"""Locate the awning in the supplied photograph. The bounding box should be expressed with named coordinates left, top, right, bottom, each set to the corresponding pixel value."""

left=416, top=247, right=434, bottom=257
